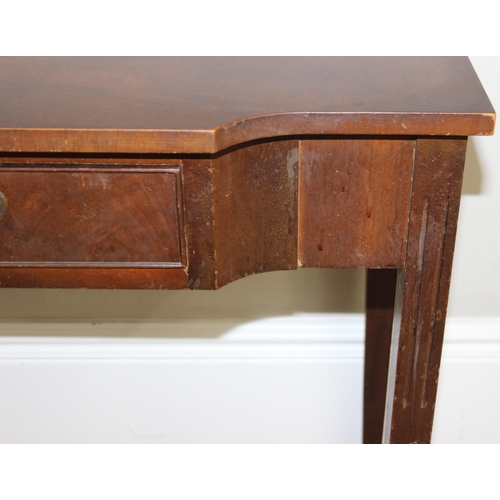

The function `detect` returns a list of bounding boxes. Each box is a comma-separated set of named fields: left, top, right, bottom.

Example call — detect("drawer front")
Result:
left=0, top=165, right=184, bottom=267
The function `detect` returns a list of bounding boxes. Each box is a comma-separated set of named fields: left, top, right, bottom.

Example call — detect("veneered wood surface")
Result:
left=298, top=139, right=414, bottom=269
left=0, top=166, right=183, bottom=265
left=0, top=57, right=494, bottom=154
left=364, top=269, right=397, bottom=444
left=384, top=138, right=468, bottom=444
left=213, top=140, right=299, bottom=287
left=0, top=57, right=495, bottom=446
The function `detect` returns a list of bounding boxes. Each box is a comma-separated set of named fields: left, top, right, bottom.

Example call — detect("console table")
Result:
left=0, top=57, right=495, bottom=443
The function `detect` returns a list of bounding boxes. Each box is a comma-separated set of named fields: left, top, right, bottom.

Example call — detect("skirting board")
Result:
left=0, top=314, right=499, bottom=443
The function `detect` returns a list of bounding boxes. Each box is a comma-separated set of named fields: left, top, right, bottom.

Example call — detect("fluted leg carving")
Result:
left=382, top=138, right=468, bottom=444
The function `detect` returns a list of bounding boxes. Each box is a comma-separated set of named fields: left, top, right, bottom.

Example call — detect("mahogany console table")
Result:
left=0, top=57, right=495, bottom=443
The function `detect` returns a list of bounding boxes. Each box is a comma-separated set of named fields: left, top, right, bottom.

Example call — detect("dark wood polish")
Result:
left=0, top=267, right=187, bottom=289
left=364, top=269, right=398, bottom=444
left=298, top=139, right=414, bottom=269
left=182, top=158, right=217, bottom=290
left=384, top=138, right=468, bottom=444
left=0, top=57, right=494, bottom=154
left=0, top=166, right=183, bottom=265
left=213, top=140, right=298, bottom=288
left=0, top=57, right=495, bottom=444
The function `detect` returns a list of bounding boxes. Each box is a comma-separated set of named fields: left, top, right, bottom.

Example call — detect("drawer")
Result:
left=0, top=164, right=185, bottom=267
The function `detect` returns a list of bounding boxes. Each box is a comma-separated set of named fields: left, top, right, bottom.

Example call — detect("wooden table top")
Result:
left=0, top=57, right=495, bottom=154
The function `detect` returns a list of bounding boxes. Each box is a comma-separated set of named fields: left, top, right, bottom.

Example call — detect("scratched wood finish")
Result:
left=364, top=269, right=398, bottom=444
left=0, top=58, right=494, bottom=154
left=0, top=58, right=495, bottom=444
left=383, top=138, right=468, bottom=444
left=212, top=140, right=299, bottom=288
left=182, top=158, right=217, bottom=290
left=0, top=167, right=183, bottom=264
left=298, top=139, right=414, bottom=269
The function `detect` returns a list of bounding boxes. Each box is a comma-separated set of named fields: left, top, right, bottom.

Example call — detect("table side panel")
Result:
left=182, top=158, right=217, bottom=290
left=213, top=140, right=299, bottom=288
left=298, top=139, right=414, bottom=268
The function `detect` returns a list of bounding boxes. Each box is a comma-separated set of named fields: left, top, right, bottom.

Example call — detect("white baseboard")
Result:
left=1, top=314, right=499, bottom=359
left=0, top=314, right=364, bottom=360
left=0, top=314, right=499, bottom=443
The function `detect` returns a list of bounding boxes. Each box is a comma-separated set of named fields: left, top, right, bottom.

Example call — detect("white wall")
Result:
left=448, top=57, right=500, bottom=316
left=1, top=316, right=499, bottom=444
left=0, top=57, right=498, bottom=443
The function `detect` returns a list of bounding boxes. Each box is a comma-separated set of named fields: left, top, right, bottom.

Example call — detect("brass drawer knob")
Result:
left=0, top=191, right=7, bottom=220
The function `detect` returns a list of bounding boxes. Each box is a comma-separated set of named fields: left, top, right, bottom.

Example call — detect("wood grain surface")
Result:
left=213, top=139, right=298, bottom=288
left=182, top=158, right=217, bottom=290
left=384, top=138, right=468, bottom=444
left=0, top=58, right=496, bottom=445
left=0, top=166, right=183, bottom=265
left=0, top=57, right=494, bottom=154
left=298, top=138, right=414, bottom=268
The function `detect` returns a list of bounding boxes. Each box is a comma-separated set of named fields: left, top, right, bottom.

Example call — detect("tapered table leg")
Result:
left=364, top=269, right=398, bottom=444
left=382, top=138, right=468, bottom=444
